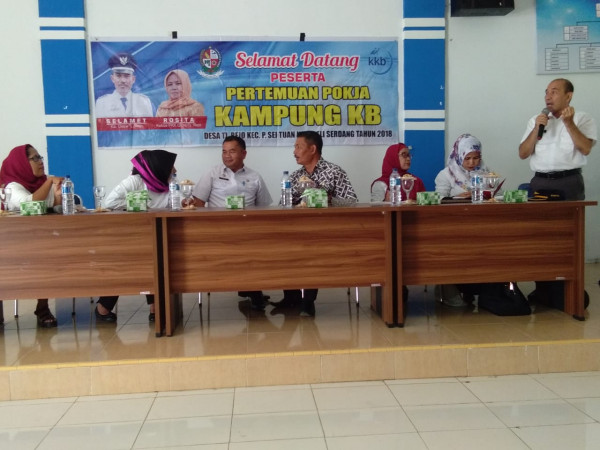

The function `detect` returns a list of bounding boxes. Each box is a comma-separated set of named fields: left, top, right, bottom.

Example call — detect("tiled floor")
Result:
left=0, top=265, right=599, bottom=448
left=2, top=372, right=600, bottom=449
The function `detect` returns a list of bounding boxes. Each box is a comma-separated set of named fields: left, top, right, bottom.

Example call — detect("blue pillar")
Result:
left=403, top=0, right=446, bottom=190
left=38, top=0, right=94, bottom=207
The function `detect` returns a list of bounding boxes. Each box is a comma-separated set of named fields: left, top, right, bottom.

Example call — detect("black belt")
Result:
left=534, top=168, right=581, bottom=179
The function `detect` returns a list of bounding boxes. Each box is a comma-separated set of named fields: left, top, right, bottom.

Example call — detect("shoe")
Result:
left=249, top=293, right=269, bottom=311
left=239, top=292, right=270, bottom=302
left=34, top=308, right=58, bottom=328
left=95, top=306, right=117, bottom=323
left=148, top=312, right=155, bottom=322
left=270, top=297, right=297, bottom=308
left=300, top=301, right=316, bottom=317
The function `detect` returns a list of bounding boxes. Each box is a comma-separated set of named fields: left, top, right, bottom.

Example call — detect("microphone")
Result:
left=537, top=108, right=550, bottom=140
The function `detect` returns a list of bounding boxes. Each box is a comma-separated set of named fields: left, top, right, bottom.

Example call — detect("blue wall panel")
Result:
left=38, top=0, right=84, bottom=18
left=404, top=0, right=445, bottom=18
left=405, top=130, right=445, bottom=191
left=404, top=40, right=445, bottom=111
left=41, top=40, right=90, bottom=115
left=47, top=136, right=93, bottom=207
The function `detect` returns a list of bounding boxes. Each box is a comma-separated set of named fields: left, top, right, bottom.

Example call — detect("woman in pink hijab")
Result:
left=156, top=69, right=205, bottom=117
left=371, top=143, right=425, bottom=202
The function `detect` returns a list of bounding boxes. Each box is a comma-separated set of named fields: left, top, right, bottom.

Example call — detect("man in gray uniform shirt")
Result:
left=192, top=135, right=273, bottom=310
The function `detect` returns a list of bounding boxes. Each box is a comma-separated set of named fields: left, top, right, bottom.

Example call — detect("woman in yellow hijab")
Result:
left=156, top=69, right=205, bottom=117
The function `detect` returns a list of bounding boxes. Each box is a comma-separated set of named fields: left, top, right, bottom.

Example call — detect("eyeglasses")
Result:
left=28, top=155, right=44, bottom=162
left=399, top=153, right=412, bottom=159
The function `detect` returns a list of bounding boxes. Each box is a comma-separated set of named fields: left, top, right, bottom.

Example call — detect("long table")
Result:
left=159, top=205, right=394, bottom=336
left=0, top=212, right=162, bottom=334
left=0, top=201, right=594, bottom=335
left=395, top=201, right=595, bottom=326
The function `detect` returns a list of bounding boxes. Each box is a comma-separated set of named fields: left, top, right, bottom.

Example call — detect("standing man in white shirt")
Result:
left=191, top=135, right=273, bottom=310
left=95, top=52, right=153, bottom=118
left=519, top=78, right=597, bottom=200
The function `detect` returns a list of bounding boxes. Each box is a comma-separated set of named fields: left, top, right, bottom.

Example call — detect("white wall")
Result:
left=1, top=0, right=598, bottom=260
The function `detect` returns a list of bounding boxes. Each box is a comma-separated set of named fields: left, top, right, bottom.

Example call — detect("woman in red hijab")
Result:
left=371, top=143, right=425, bottom=202
left=0, top=144, right=62, bottom=327
left=0, top=144, right=63, bottom=210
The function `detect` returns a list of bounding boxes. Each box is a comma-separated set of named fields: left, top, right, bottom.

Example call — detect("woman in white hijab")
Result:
left=435, top=133, right=489, bottom=198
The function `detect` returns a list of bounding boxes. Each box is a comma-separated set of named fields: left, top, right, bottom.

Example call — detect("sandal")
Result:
left=34, top=308, right=58, bottom=328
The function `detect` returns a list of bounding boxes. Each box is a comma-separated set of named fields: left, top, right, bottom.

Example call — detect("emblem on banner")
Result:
left=198, top=46, right=224, bottom=78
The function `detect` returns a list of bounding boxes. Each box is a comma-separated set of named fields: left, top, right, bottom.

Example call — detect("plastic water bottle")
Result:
left=169, top=173, right=181, bottom=210
left=470, top=171, right=483, bottom=204
left=389, top=168, right=400, bottom=205
left=61, top=175, right=75, bottom=215
left=281, top=171, right=292, bottom=208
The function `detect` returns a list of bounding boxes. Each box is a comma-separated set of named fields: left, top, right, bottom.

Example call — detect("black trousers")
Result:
left=283, top=289, right=318, bottom=304
left=530, top=173, right=584, bottom=200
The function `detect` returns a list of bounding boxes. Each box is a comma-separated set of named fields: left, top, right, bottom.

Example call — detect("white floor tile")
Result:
left=147, top=392, right=233, bottom=420
left=533, top=373, right=600, bottom=399
left=0, top=402, right=73, bottom=428
left=388, top=381, right=479, bottom=406
left=312, top=384, right=399, bottom=411
left=568, top=397, right=600, bottom=421
left=229, top=437, right=328, bottom=450
left=320, top=406, right=415, bottom=437
left=513, top=423, right=600, bottom=450
left=461, top=375, right=558, bottom=402
left=420, top=428, right=530, bottom=450
left=386, top=378, right=460, bottom=385
left=404, top=404, right=505, bottom=432
left=230, top=411, right=323, bottom=442
left=0, top=427, right=50, bottom=450
left=38, top=422, right=142, bottom=450
left=156, top=388, right=233, bottom=397
left=134, top=416, right=231, bottom=448
left=233, top=388, right=316, bottom=414
left=326, top=433, right=428, bottom=450
left=58, top=397, right=154, bottom=425
left=486, top=399, right=595, bottom=427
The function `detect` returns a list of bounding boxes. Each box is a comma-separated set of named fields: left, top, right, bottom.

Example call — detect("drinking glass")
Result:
left=1, top=187, right=12, bottom=212
left=483, top=174, right=500, bottom=200
left=93, top=185, right=105, bottom=210
left=180, top=183, right=194, bottom=208
left=400, top=177, right=414, bottom=204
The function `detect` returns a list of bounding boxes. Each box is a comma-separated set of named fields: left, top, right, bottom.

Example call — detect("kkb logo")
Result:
left=368, top=48, right=393, bottom=75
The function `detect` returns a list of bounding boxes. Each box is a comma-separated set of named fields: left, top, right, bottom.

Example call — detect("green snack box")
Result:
left=303, top=188, right=328, bottom=208
left=503, top=190, right=528, bottom=203
left=416, top=191, right=441, bottom=205
left=226, top=195, right=245, bottom=209
left=126, top=190, right=149, bottom=212
left=20, top=201, right=47, bottom=216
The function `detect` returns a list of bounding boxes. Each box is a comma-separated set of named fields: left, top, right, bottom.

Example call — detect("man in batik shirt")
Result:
left=272, top=130, right=358, bottom=317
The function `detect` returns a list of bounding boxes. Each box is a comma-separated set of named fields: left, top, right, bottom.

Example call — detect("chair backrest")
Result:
left=518, top=183, right=532, bottom=197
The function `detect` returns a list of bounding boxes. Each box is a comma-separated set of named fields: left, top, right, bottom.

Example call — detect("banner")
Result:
left=91, top=40, right=398, bottom=148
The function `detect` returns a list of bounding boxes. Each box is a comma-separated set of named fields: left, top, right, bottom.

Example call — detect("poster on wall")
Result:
left=537, top=0, right=600, bottom=74
left=90, top=40, right=398, bottom=148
